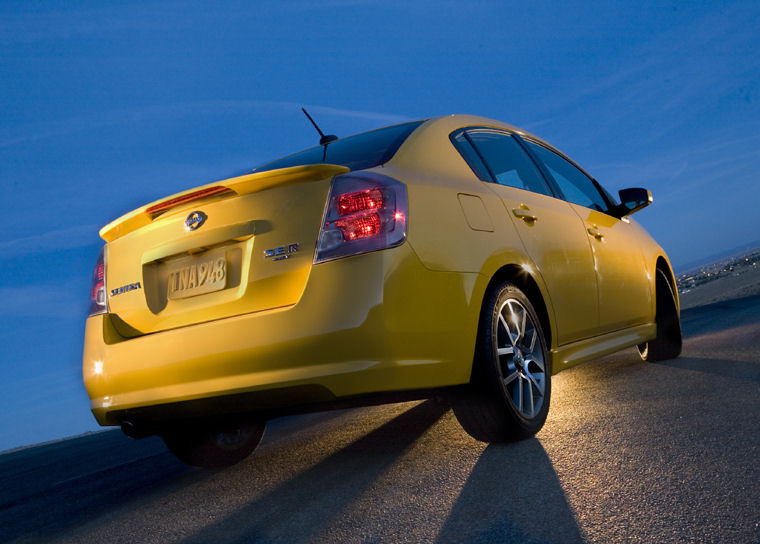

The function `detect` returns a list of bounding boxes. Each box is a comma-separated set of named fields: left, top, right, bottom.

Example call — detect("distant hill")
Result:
left=675, top=239, right=760, bottom=273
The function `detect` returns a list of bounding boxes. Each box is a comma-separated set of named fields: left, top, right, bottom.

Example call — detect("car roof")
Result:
left=420, top=114, right=547, bottom=147
left=399, top=114, right=593, bottom=182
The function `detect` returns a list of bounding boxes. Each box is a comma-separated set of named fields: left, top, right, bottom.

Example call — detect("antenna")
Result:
left=302, top=108, right=338, bottom=146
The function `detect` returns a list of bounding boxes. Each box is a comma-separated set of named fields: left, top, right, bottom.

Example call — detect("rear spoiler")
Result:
left=99, top=164, right=349, bottom=242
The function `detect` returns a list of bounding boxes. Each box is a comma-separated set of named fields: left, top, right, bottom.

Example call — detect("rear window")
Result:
left=254, top=120, right=425, bottom=173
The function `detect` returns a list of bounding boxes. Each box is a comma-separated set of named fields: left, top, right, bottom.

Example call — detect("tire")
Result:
left=453, top=282, right=551, bottom=442
left=162, top=421, right=266, bottom=468
left=637, top=269, right=682, bottom=362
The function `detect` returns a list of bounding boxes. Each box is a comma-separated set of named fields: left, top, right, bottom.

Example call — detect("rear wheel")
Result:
left=638, top=269, right=682, bottom=362
left=162, top=421, right=266, bottom=468
left=453, top=282, right=550, bottom=442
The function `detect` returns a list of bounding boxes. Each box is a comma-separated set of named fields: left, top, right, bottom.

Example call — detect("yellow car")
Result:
left=83, top=114, right=682, bottom=467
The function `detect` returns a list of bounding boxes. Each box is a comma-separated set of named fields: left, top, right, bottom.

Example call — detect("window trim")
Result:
left=516, top=136, right=618, bottom=215
left=450, top=126, right=619, bottom=215
left=449, top=129, right=494, bottom=183
left=449, top=127, right=562, bottom=199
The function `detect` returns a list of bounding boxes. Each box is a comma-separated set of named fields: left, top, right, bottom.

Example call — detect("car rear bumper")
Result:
left=83, top=243, right=482, bottom=426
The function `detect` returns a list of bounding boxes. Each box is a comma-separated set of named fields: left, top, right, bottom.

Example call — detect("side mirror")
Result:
left=616, top=187, right=652, bottom=217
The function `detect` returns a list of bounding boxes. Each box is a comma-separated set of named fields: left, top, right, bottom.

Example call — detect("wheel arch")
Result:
left=480, top=264, right=554, bottom=351
left=655, top=255, right=680, bottom=312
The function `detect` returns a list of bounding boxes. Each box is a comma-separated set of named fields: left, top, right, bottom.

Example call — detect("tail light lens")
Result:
left=315, top=172, right=408, bottom=263
left=88, top=248, right=108, bottom=317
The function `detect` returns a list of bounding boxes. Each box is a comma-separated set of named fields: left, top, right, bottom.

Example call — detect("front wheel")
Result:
left=162, top=421, right=266, bottom=468
left=638, top=269, right=682, bottom=362
left=453, top=282, right=551, bottom=442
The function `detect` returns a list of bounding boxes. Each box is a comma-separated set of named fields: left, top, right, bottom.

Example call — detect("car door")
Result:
left=522, top=139, right=652, bottom=333
left=453, top=129, right=599, bottom=345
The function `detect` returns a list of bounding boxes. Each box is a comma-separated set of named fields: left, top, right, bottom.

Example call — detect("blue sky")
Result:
left=1, top=0, right=758, bottom=451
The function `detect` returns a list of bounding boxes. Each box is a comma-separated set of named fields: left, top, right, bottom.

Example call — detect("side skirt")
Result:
left=550, top=323, right=656, bottom=374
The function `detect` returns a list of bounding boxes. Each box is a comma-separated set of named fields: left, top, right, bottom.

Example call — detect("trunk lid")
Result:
left=102, top=164, right=348, bottom=336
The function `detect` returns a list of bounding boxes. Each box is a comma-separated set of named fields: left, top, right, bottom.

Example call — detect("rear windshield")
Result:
left=254, top=120, right=425, bottom=173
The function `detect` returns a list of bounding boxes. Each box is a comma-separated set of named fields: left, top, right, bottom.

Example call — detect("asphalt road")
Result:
left=2, top=295, right=759, bottom=543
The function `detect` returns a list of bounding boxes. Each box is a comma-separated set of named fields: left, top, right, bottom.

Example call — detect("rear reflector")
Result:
left=315, top=172, right=407, bottom=263
left=146, top=186, right=233, bottom=216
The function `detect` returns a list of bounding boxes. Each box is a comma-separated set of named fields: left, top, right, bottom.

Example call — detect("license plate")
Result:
left=167, top=250, right=227, bottom=300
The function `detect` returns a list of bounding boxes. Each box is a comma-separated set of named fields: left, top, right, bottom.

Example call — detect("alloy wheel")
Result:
left=495, top=298, right=547, bottom=419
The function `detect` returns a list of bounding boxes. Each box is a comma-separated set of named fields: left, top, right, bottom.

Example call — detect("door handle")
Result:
left=512, top=208, right=538, bottom=223
left=587, top=226, right=604, bottom=241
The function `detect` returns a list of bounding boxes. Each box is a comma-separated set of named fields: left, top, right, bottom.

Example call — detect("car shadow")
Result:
left=0, top=430, right=194, bottom=542
left=667, top=293, right=760, bottom=384
left=680, top=293, right=760, bottom=338
left=435, top=439, right=586, bottom=544
left=178, top=399, right=450, bottom=543
left=0, top=405, right=390, bottom=542
left=653, top=356, right=760, bottom=384
left=1, top=402, right=449, bottom=542
left=0, top=401, right=592, bottom=543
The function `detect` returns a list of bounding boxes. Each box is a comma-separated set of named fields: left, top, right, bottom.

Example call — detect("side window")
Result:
left=465, top=131, right=554, bottom=197
left=451, top=132, right=491, bottom=182
left=525, top=141, right=609, bottom=212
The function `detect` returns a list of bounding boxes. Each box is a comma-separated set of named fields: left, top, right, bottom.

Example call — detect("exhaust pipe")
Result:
left=120, top=420, right=151, bottom=439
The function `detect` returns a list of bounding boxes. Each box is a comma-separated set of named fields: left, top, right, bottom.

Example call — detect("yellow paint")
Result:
left=83, top=115, right=675, bottom=427
left=85, top=244, right=481, bottom=424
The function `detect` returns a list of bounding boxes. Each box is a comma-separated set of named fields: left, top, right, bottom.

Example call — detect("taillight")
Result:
left=338, top=189, right=384, bottom=216
left=314, top=172, right=407, bottom=263
left=335, top=213, right=382, bottom=240
left=88, top=248, right=108, bottom=317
